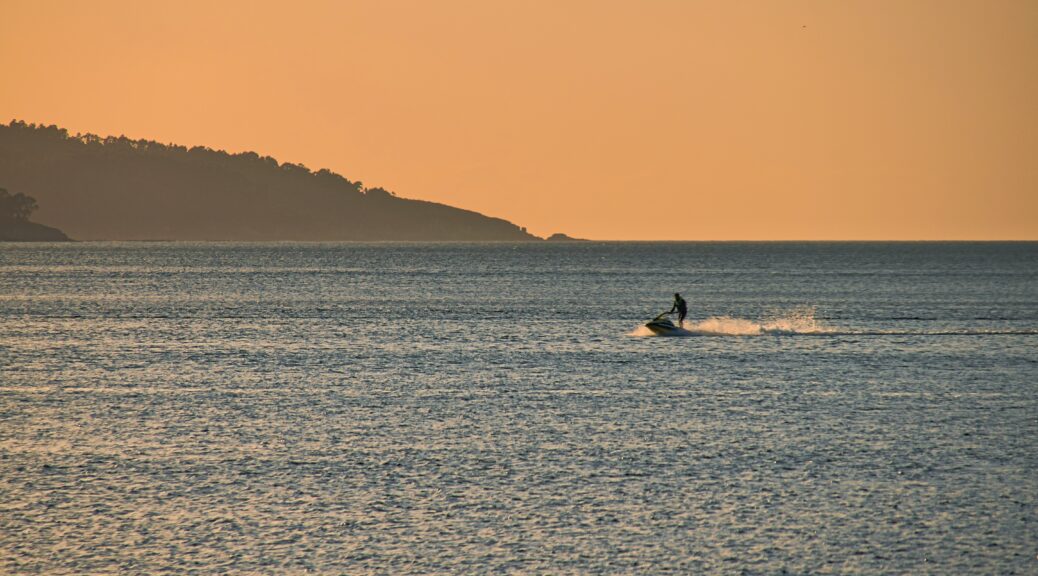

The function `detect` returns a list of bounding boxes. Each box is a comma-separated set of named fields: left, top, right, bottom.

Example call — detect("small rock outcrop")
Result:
left=0, top=218, right=70, bottom=241
left=545, top=233, right=587, bottom=241
left=0, top=187, right=70, bottom=241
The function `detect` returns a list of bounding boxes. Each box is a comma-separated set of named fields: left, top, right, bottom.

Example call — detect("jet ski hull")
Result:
left=645, top=318, right=682, bottom=336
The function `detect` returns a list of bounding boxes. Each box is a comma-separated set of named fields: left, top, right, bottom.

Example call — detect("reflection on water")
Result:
left=1, top=242, right=1036, bottom=573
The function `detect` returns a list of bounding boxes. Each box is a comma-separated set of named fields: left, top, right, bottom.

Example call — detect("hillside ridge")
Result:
left=0, top=121, right=541, bottom=241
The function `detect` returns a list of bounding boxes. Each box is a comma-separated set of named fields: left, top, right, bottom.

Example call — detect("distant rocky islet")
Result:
left=0, top=186, right=70, bottom=241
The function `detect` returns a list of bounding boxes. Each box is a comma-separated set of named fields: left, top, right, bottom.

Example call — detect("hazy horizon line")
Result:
left=10, top=239, right=1036, bottom=244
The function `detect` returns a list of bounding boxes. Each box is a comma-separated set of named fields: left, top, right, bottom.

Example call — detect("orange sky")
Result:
left=2, top=0, right=1036, bottom=239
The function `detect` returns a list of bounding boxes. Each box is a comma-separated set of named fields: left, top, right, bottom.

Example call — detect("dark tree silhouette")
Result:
left=0, top=188, right=38, bottom=220
left=0, top=186, right=69, bottom=240
left=365, top=187, right=395, bottom=199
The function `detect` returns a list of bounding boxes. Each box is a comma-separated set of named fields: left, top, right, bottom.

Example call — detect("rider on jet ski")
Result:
left=669, top=293, right=687, bottom=326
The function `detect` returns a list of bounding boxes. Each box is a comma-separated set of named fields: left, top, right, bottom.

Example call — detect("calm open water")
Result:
left=1, top=242, right=1036, bottom=574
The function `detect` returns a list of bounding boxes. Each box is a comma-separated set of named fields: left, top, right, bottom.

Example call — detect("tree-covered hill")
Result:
left=0, top=121, right=539, bottom=241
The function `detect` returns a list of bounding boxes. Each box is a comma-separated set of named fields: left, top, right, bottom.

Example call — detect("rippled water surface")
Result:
left=1, top=242, right=1036, bottom=574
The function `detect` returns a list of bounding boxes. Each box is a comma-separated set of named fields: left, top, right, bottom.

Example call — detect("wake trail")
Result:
left=628, top=307, right=1038, bottom=337
left=630, top=307, right=831, bottom=337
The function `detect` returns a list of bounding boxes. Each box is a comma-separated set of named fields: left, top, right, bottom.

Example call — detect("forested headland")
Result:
left=0, top=121, right=541, bottom=241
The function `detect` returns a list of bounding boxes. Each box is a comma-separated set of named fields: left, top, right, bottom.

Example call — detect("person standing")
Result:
left=670, top=293, right=688, bottom=326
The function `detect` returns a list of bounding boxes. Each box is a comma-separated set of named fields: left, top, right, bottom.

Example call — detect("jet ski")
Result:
left=645, top=312, right=684, bottom=336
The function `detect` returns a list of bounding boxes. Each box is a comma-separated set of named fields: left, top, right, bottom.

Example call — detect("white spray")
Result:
left=631, top=306, right=834, bottom=336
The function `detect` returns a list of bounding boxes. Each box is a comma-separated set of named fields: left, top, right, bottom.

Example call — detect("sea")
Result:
left=1, top=242, right=1035, bottom=574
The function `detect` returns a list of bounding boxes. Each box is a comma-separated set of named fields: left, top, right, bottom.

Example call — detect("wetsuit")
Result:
left=671, top=295, right=688, bottom=325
